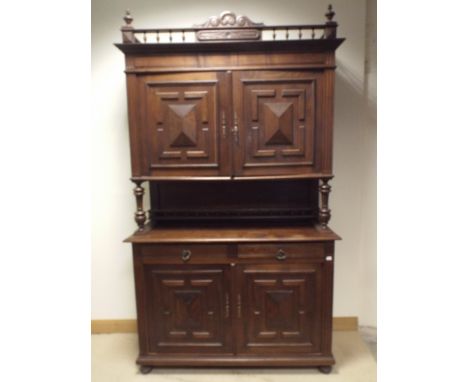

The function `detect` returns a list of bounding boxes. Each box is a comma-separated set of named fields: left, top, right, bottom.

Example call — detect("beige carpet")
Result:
left=92, top=332, right=376, bottom=381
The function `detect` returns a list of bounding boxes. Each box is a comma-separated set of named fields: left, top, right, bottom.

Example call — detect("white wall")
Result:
left=91, top=0, right=377, bottom=327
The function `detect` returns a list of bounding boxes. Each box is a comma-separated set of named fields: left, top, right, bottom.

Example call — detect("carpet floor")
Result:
left=92, top=331, right=376, bottom=381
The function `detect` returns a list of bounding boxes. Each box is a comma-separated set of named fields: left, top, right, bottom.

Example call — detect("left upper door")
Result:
left=131, top=72, right=230, bottom=177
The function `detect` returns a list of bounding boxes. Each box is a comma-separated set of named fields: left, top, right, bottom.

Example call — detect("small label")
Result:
left=325, top=256, right=333, bottom=261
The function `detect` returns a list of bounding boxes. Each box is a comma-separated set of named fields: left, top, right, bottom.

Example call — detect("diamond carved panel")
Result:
left=144, top=78, right=220, bottom=172
left=167, top=104, right=197, bottom=147
left=263, top=102, right=294, bottom=145
left=265, top=290, right=295, bottom=331
left=173, top=290, right=203, bottom=331
left=239, top=266, right=321, bottom=354
left=252, top=279, right=302, bottom=340
left=237, top=74, right=317, bottom=173
left=146, top=267, right=228, bottom=353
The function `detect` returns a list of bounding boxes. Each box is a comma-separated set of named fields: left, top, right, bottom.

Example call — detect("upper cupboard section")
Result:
left=127, top=68, right=335, bottom=179
left=117, top=10, right=343, bottom=179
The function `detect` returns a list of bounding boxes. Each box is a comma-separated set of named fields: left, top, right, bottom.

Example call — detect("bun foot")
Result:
left=318, top=365, right=332, bottom=374
left=139, top=365, right=153, bottom=374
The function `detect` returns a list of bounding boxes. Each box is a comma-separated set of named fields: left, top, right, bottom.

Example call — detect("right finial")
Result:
left=325, top=4, right=335, bottom=22
left=123, top=9, right=133, bottom=26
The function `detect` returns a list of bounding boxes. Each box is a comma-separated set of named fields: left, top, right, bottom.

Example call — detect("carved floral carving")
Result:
left=195, top=11, right=264, bottom=28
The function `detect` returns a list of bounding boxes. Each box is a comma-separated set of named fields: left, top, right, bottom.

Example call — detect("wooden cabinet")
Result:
left=117, top=7, right=344, bottom=375
left=133, top=240, right=336, bottom=366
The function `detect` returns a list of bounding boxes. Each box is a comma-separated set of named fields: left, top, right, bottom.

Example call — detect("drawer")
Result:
left=237, top=243, right=325, bottom=260
left=136, top=244, right=230, bottom=264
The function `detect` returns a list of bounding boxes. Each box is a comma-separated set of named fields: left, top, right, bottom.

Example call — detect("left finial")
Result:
left=123, top=9, right=133, bottom=26
left=325, top=4, right=335, bottom=22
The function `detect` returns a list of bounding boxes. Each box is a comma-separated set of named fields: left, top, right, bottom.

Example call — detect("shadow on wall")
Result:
left=333, top=60, right=366, bottom=183
left=333, top=56, right=377, bottom=329
left=336, top=57, right=376, bottom=114
left=333, top=57, right=376, bottom=187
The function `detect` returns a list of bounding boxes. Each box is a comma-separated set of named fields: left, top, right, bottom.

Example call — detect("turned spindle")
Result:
left=318, top=178, right=332, bottom=229
left=132, top=181, right=146, bottom=231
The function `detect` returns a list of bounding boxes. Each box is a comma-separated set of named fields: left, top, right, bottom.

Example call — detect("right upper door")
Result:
left=232, top=70, right=325, bottom=177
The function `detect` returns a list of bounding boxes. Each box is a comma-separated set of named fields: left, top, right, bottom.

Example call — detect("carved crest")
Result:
left=195, top=11, right=264, bottom=28
left=194, top=11, right=263, bottom=41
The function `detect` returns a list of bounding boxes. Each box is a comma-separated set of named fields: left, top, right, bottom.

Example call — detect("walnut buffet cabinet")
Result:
left=116, top=6, right=344, bottom=375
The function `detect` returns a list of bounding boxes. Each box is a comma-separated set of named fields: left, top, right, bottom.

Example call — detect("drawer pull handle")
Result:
left=181, top=249, right=191, bottom=262
left=225, top=293, right=230, bottom=318
left=221, top=110, right=227, bottom=137
left=232, top=112, right=239, bottom=144
left=237, top=294, right=242, bottom=318
left=276, top=249, right=287, bottom=261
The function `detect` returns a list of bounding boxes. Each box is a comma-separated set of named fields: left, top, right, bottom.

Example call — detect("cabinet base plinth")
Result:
left=137, top=354, right=335, bottom=368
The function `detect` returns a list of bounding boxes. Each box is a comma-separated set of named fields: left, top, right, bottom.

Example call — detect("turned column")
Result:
left=318, top=178, right=332, bottom=229
left=132, top=180, right=146, bottom=231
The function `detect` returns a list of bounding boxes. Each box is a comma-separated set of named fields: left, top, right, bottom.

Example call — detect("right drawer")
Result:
left=237, top=242, right=325, bottom=260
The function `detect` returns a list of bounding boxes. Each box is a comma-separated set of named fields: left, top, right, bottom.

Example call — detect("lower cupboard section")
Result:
left=132, top=241, right=335, bottom=366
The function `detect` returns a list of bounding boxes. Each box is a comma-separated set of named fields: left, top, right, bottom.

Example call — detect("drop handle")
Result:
left=232, top=112, right=239, bottom=144
left=181, top=249, right=191, bottom=262
left=225, top=293, right=230, bottom=318
left=221, top=111, right=227, bottom=137
left=236, top=294, right=242, bottom=318
left=276, top=249, right=287, bottom=261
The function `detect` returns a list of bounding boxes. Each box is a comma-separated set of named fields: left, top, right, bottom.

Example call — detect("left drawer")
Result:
left=134, top=244, right=230, bottom=264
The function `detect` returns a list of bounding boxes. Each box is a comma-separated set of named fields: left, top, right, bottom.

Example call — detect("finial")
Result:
left=325, top=4, right=335, bottom=22
left=123, top=10, right=133, bottom=26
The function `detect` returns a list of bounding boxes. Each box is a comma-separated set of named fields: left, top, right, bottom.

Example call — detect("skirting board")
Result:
left=91, top=316, right=358, bottom=334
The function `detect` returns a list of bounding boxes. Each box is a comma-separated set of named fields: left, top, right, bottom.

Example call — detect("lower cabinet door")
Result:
left=142, top=264, right=232, bottom=354
left=237, top=263, right=325, bottom=354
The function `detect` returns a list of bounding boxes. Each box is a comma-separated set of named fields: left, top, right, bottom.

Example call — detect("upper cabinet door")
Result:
left=136, top=72, right=230, bottom=177
left=232, top=71, right=325, bottom=177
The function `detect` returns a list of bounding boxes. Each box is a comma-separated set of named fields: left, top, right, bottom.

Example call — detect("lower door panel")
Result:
left=237, top=263, right=324, bottom=354
left=143, top=264, right=232, bottom=354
